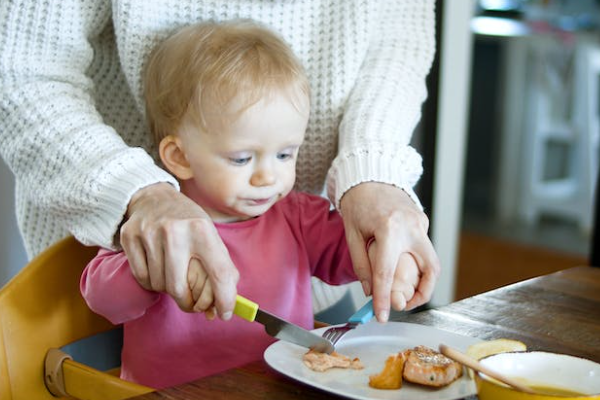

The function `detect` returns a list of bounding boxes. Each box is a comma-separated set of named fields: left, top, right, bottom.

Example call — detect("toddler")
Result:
left=81, top=20, right=419, bottom=388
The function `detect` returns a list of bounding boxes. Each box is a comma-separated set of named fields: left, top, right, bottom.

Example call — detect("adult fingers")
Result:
left=190, top=219, right=239, bottom=321
left=369, top=233, right=402, bottom=323
left=345, top=228, right=372, bottom=296
left=121, top=231, right=151, bottom=291
left=163, top=229, right=195, bottom=312
left=142, top=231, right=166, bottom=292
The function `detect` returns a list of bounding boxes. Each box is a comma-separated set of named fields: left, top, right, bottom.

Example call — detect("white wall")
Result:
left=430, top=0, right=475, bottom=306
left=0, top=158, right=28, bottom=287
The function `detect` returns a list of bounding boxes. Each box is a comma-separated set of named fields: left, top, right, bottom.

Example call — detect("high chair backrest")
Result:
left=0, top=236, right=152, bottom=400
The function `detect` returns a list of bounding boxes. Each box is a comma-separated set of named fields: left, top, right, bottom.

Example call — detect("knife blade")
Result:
left=234, top=295, right=334, bottom=354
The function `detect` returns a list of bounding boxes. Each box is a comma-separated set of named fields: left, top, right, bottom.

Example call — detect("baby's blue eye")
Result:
left=229, top=156, right=251, bottom=165
left=277, top=152, right=293, bottom=161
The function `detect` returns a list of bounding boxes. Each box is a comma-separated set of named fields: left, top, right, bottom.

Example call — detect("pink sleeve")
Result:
left=294, top=193, right=357, bottom=285
left=80, top=249, right=160, bottom=324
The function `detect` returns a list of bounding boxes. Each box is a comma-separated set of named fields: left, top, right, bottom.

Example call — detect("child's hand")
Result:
left=367, top=242, right=420, bottom=312
left=187, top=258, right=217, bottom=320
left=390, top=252, right=420, bottom=311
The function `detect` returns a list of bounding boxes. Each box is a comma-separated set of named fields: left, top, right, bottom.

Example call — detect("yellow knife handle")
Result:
left=234, top=295, right=258, bottom=322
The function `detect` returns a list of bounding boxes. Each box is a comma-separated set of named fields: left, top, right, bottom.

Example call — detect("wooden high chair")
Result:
left=0, top=236, right=153, bottom=400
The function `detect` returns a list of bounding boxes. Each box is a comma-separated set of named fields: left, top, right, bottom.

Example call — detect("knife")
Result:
left=234, top=295, right=334, bottom=354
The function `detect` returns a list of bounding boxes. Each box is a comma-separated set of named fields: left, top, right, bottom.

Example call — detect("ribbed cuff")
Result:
left=326, top=144, right=423, bottom=211
left=72, top=148, right=179, bottom=250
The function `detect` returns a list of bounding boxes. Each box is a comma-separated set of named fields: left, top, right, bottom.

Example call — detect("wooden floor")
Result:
left=454, top=231, right=589, bottom=300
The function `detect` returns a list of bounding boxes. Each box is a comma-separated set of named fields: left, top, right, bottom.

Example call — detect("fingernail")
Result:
left=361, top=280, right=371, bottom=296
left=377, top=310, right=389, bottom=323
left=221, top=311, right=232, bottom=321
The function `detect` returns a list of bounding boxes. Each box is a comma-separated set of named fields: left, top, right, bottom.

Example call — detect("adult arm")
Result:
left=327, top=1, right=440, bottom=321
left=0, top=1, right=238, bottom=317
left=0, top=1, right=176, bottom=254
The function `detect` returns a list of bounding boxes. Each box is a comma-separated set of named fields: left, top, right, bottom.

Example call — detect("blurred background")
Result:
left=454, top=0, right=598, bottom=300
left=1, top=0, right=598, bottom=309
left=394, top=0, right=598, bottom=306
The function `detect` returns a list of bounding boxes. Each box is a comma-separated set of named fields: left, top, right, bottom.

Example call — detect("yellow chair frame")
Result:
left=0, top=236, right=153, bottom=400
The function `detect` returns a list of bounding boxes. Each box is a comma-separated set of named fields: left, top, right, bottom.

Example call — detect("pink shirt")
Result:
left=80, top=191, right=357, bottom=388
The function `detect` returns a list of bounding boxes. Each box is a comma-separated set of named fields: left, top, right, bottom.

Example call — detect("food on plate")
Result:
left=402, top=345, right=463, bottom=387
left=369, top=345, right=463, bottom=390
left=368, top=352, right=406, bottom=389
left=466, top=338, right=527, bottom=378
left=302, top=349, right=364, bottom=372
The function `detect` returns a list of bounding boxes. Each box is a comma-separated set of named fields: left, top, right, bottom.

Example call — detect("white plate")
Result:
left=264, top=321, right=482, bottom=400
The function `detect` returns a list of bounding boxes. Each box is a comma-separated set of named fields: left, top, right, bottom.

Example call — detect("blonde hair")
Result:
left=144, top=20, right=310, bottom=145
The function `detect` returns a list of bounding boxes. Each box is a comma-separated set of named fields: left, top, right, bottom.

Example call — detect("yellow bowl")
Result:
left=475, top=351, right=600, bottom=400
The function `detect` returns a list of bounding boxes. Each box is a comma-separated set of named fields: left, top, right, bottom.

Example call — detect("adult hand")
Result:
left=120, top=183, right=239, bottom=320
left=340, top=182, right=440, bottom=322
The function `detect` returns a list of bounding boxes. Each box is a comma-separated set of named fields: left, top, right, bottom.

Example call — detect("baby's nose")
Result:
left=250, top=167, right=276, bottom=187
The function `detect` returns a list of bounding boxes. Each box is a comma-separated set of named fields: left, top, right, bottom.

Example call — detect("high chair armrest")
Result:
left=45, top=348, right=72, bottom=397
left=44, top=348, right=154, bottom=400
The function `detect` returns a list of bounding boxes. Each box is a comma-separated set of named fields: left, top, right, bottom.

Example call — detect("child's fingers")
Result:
left=193, top=279, right=214, bottom=312
left=188, top=259, right=209, bottom=302
left=187, top=259, right=199, bottom=290
left=396, top=253, right=420, bottom=285
left=390, top=253, right=419, bottom=311
left=184, top=253, right=219, bottom=320
left=391, top=289, right=407, bottom=311
left=191, top=278, right=208, bottom=303
left=390, top=280, right=415, bottom=310
left=205, top=306, right=217, bottom=321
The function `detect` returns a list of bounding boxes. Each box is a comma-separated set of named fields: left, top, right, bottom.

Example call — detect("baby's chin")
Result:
left=211, top=206, right=272, bottom=223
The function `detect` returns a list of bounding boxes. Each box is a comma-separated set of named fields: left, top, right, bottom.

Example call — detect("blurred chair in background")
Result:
left=519, top=38, right=599, bottom=235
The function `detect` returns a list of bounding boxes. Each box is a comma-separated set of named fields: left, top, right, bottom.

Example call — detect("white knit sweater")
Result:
left=0, top=1, right=435, bottom=259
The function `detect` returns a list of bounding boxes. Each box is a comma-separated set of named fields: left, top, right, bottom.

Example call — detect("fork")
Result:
left=322, top=299, right=374, bottom=346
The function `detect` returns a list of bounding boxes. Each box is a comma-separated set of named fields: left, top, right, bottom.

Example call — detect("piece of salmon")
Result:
left=303, top=350, right=364, bottom=372
left=402, top=345, right=463, bottom=387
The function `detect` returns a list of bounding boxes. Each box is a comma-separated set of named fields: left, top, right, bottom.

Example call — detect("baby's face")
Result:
left=178, top=89, right=309, bottom=222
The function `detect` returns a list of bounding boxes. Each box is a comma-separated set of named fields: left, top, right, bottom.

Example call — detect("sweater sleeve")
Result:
left=326, top=1, right=436, bottom=210
left=80, top=249, right=160, bottom=324
left=294, top=193, right=357, bottom=285
left=0, top=1, right=179, bottom=253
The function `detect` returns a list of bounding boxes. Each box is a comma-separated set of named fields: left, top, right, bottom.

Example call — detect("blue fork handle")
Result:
left=347, top=298, right=374, bottom=324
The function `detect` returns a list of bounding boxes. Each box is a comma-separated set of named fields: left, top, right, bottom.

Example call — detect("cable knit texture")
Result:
left=0, top=1, right=435, bottom=258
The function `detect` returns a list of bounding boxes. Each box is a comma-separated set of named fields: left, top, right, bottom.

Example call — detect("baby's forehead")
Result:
left=194, top=83, right=309, bottom=129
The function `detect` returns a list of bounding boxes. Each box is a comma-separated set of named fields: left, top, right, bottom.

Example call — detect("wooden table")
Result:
left=129, top=266, right=600, bottom=400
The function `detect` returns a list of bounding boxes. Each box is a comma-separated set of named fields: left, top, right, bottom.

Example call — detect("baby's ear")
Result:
left=159, top=135, right=194, bottom=180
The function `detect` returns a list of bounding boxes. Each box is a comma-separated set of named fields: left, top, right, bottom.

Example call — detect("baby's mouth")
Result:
left=247, top=196, right=274, bottom=206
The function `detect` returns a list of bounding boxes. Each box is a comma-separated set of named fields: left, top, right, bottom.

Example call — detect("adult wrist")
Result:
left=126, top=182, right=177, bottom=219
left=113, top=182, right=177, bottom=247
